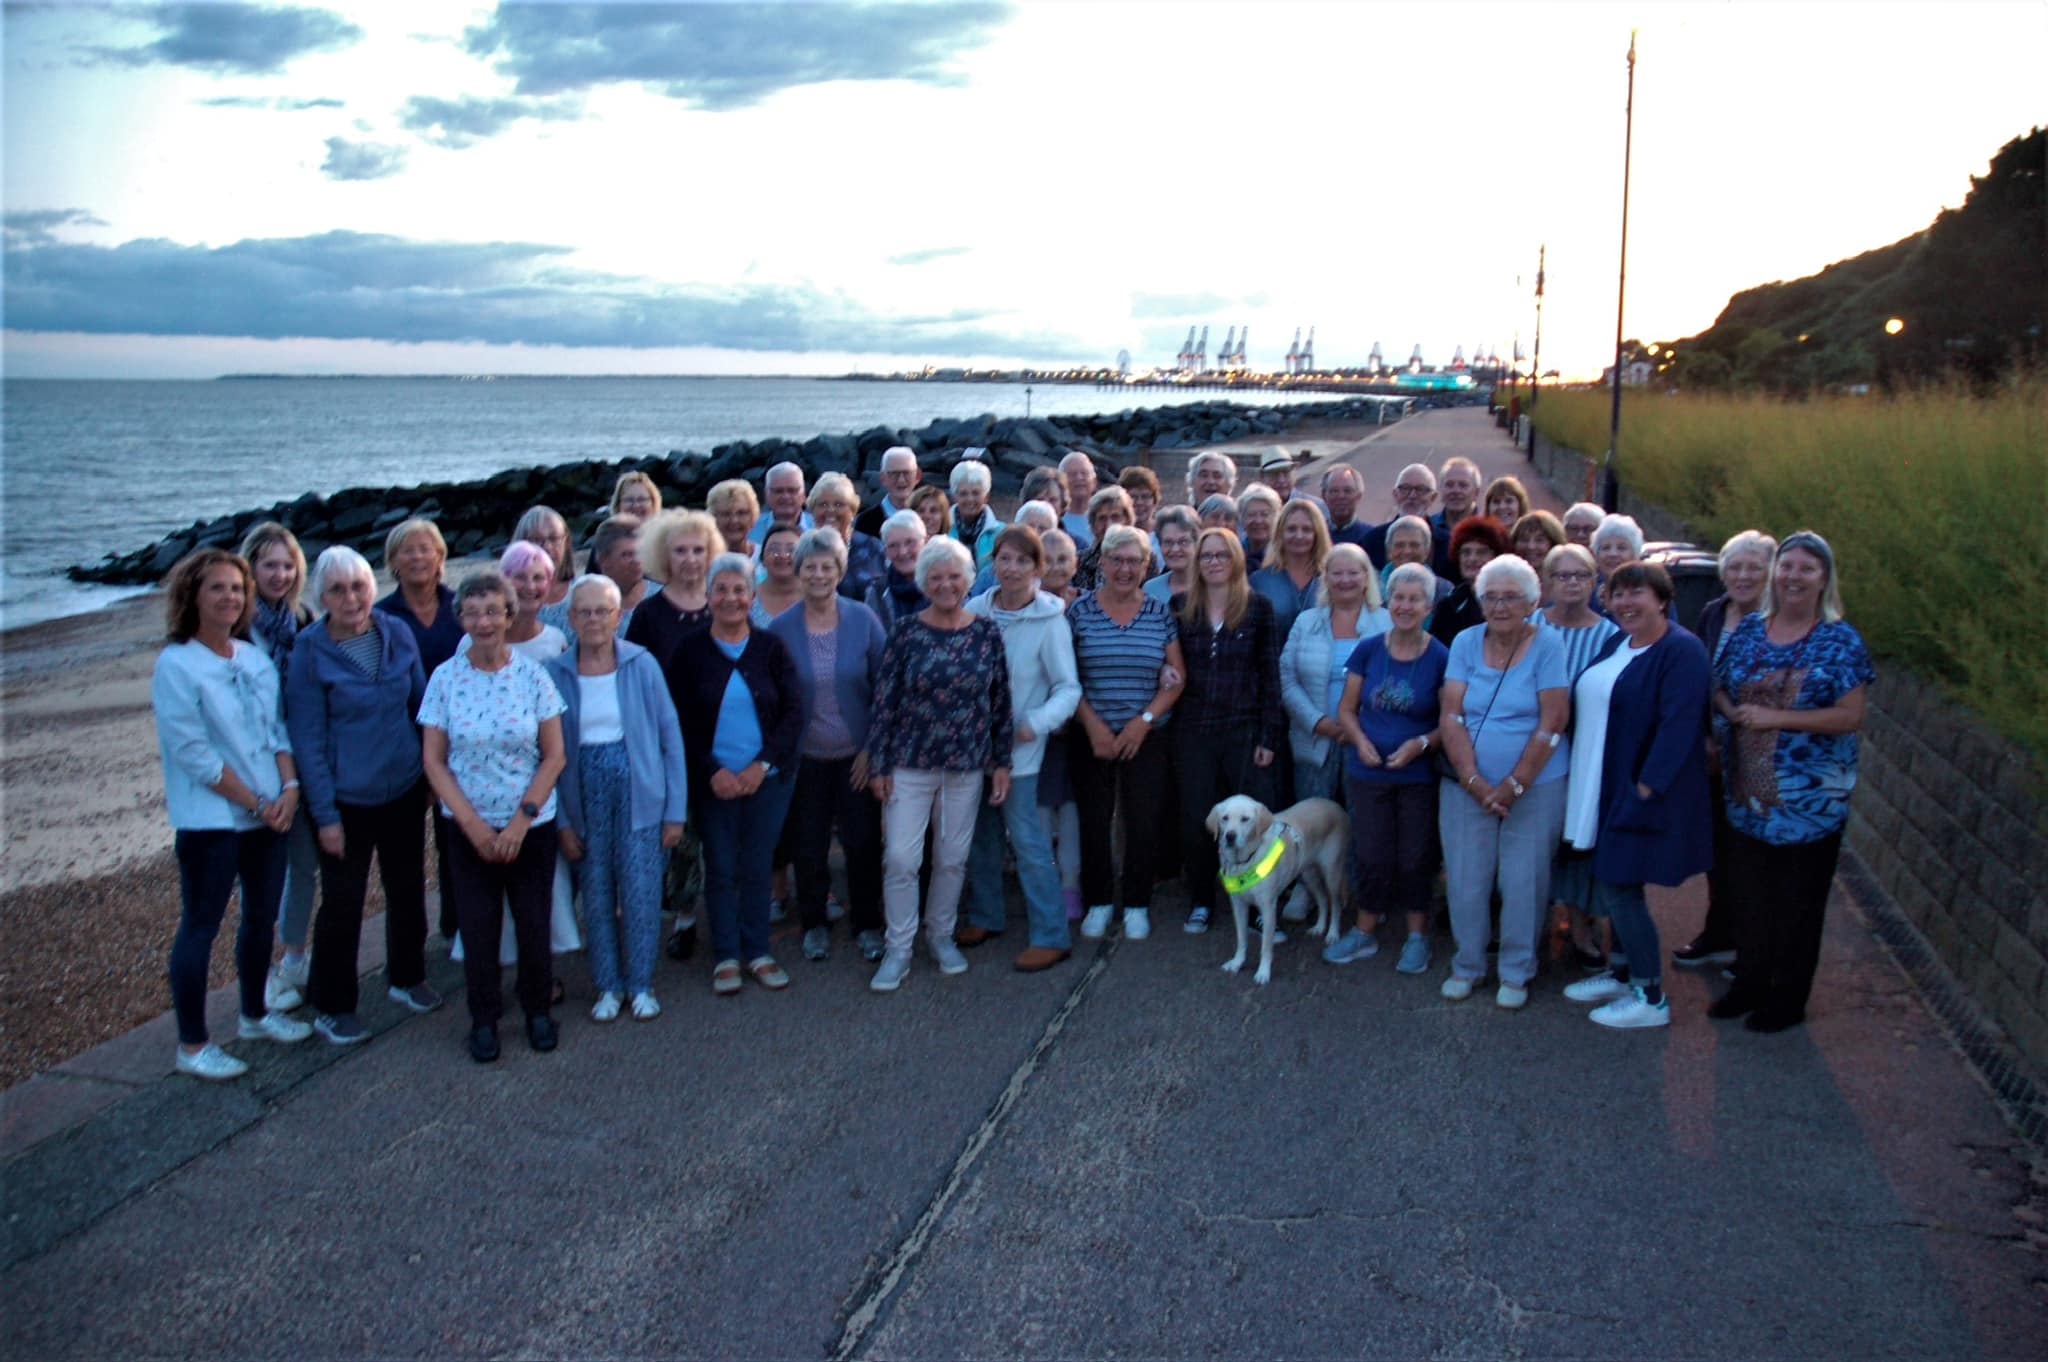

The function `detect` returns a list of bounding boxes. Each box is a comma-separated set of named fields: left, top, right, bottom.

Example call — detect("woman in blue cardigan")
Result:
left=546, top=576, right=690, bottom=1022
left=768, top=528, right=890, bottom=964
left=285, top=547, right=431, bottom=1046
left=1558, top=560, right=1714, bottom=1029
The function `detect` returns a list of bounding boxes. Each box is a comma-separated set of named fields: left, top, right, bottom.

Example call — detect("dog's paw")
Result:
left=1220, top=956, right=1244, bottom=974
left=1253, top=964, right=1273, bottom=985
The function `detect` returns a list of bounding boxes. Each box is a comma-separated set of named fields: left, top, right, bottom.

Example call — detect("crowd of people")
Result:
left=152, top=440, right=1871, bottom=1075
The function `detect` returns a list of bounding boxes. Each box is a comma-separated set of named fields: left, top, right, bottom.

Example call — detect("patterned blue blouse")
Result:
left=1715, top=614, right=1875, bottom=845
left=868, top=616, right=1013, bottom=775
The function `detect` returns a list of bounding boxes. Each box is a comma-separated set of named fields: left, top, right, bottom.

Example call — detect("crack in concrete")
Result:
left=829, top=940, right=1118, bottom=1359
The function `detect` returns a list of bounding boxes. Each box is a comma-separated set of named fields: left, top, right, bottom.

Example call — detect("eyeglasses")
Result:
left=1549, top=570, right=1593, bottom=583
left=1197, top=551, right=1234, bottom=564
left=1395, top=484, right=1434, bottom=497
left=1103, top=554, right=1147, bottom=569
left=764, top=546, right=796, bottom=558
left=569, top=605, right=616, bottom=619
left=460, top=606, right=508, bottom=621
left=1480, top=595, right=1530, bottom=609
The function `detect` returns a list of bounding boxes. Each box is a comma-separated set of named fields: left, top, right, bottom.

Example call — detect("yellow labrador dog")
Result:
left=1206, top=795, right=1350, bottom=984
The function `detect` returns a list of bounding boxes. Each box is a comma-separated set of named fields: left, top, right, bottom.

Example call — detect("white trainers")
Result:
left=629, top=991, right=661, bottom=1021
left=870, top=950, right=912, bottom=992
left=237, top=1011, right=312, bottom=1044
left=1122, top=908, right=1151, bottom=940
left=1590, top=988, right=1671, bottom=1029
left=175, top=1044, right=248, bottom=1081
left=931, top=938, right=970, bottom=975
left=1080, top=906, right=1114, bottom=939
left=1495, top=982, right=1529, bottom=1010
left=1564, top=973, right=1632, bottom=1004
left=590, top=992, right=622, bottom=1023
left=1440, top=976, right=1475, bottom=1001
left=263, top=966, right=304, bottom=1013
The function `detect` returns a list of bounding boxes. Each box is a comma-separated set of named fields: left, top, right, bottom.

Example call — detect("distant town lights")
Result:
left=1885, top=318, right=1906, bottom=335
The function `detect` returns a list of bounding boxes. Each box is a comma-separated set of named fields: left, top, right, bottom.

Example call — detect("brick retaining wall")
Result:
left=1525, top=428, right=2048, bottom=1074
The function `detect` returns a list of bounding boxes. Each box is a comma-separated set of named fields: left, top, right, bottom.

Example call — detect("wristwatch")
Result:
left=1140, top=710, right=1157, bottom=725
left=519, top=801, right=541, bottom=818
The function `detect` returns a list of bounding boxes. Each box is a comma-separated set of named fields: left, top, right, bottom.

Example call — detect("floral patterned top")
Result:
left=1716, top=614, right=1875, bottom=845
left=417, top=651, right=566, bottom=826
left=868, top=615, right=1012, bottom=775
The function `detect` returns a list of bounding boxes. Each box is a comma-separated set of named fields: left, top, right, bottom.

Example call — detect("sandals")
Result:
left=711, top=960, right=743, bottom=997
left=747, top=956, right=790, bottom=991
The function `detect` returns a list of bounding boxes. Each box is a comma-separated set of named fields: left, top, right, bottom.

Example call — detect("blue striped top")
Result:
left=1068, top=591, right=1175, bottom=729
left=1542, top=613, right=1622, bottom=683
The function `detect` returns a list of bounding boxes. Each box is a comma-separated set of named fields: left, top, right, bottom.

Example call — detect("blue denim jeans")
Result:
left=963, top=772, right=1070, bottom=950
left=577, top=742, right=668, bottom=996
left=1590, top=879, right=1663, bottom=986
left=698, top=774, right=797, bottom=964
left=172, top=827, right=285, bottom=1044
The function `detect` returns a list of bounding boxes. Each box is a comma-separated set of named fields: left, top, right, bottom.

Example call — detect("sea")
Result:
left=0, top=376, right=1340, bottom=630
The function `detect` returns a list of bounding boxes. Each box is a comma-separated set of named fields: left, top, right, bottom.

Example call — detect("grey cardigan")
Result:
left=1280, top=604, right=1392, bottom=769
left=544, top=637, right=690, bottom=836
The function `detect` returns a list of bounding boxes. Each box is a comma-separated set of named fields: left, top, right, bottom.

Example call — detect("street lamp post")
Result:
left=1604, top=30, right=1638, bottom=513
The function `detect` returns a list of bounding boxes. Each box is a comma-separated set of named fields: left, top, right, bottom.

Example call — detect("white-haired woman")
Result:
left=948, top=459, right=1004, bottom=568
left=808, top=471, right=886, bottom=603
left=707, top=479, right=762, bottom=561
left=1591, top=512, right=1645, bottom=598
left=1562, top=502, right=1605, bottom=549
left=153, top=550, right=312, bottom=1080
left=1199, top=494, right=1239, bottom=532
left=1237, top=483, right=1282, bottom=568
left=1672, top=529, right=1776, bottom=970
left=589, top=514, right=650, bottom=621
left=1329, top=562, right=1450, bottom=971
left=513, top=504, right=576, bottom=632
left=1281, top=543, right=1391, bottom=804
left=285, top=546, right=434, bottom=1047
left=237, top=522, right=320, bottom=1014
left=1146, top=504, right=1201, bottom=604
left=420, top=571, right=567, bottom=1064
left=865, top=537, right=1014, bottom=991
left=545, top=575, right=689, bottom=1022
left=865, top=508, right=930, bottom=628
left=961, top=525, right=1082, bottom=972
left=1540, top=541, right=1623, bottom=970
left=665, top=554, right=805, bottom=996
left=767, top=527, right=889, bottom=964
left=1435, top=555, right=1570, bottom=1008
left=1711, top=531, right=1872, bottom=1033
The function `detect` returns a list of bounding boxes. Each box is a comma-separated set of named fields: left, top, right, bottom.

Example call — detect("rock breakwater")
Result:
left=71, top=396, right=1412, bottom=585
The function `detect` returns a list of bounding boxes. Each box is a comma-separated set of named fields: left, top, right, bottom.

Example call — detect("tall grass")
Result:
left=1526, top=382, right=2048, bottom=755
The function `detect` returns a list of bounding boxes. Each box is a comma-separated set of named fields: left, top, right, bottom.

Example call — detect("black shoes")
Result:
left=469, top=1025, right=499, bottom=1064
left=526, top=1015, right=559, bottom=1052
left=1744, top=1006, right=1805, bottom=1034
left=1707, top=989, right=1760, bottom=1020
left=1673, top=936, right=1737, bottom=968
left=666, top=922, right=698, bottom=961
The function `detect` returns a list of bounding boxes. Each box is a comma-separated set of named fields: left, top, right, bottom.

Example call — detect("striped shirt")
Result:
left=1542, top=613, right=1622, bottom=683
left=336, top=625, right=382, bottom=679
left=1068, top=591, right=1175, bottom=730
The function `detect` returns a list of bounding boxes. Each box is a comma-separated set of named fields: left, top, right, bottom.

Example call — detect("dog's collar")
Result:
left=1220, top=828, right=1289, bottom=895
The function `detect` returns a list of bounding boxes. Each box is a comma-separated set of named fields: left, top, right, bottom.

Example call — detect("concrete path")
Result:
left=3, top=409, right=2043, bottom=1357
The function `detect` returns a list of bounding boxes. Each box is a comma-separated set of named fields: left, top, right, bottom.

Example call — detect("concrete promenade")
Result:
left=3, top=408, right=2043, bottom=1358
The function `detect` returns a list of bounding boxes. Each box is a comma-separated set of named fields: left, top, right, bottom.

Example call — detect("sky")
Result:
left=3, top=1, right=2042, bottom=380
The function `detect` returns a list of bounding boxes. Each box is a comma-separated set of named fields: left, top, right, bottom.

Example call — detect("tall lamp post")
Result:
left=1528, top=244, right=1546, bottom=455
left=1603, top=30, right=1638, bottom=512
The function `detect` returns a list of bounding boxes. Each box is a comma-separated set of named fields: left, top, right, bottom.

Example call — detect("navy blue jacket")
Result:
left=1587, top=625, right=1714, bottom=887
left=285, top=612, right=427, bottom=827
left=664, top=625, right=805, bottom=807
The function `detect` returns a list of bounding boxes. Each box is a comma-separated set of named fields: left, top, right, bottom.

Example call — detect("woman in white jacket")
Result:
left=1281, top=544, right=1391, bottom=802
left=960, top=526, right=1083, bottom=972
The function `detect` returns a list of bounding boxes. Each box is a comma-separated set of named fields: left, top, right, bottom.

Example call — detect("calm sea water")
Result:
left=0, top=376, right=1335, bottom=628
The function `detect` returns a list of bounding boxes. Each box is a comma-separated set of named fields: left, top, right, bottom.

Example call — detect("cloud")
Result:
left=887, top=245, right=972, bottom=266
left=89, top=4, right=362, bottom=74
left=463, top=1, right=1013, bottom=109
left=398, top=94, right=582, bottom=149
left=1130, top=291, right=1249, bottom=320
left=3, top=208, right=108, bottom=245
left=2, top=228, right=1082, bottom=360
left=320, top=137, right=407, bottom=181
left=201, top=94, right=345, bottom=110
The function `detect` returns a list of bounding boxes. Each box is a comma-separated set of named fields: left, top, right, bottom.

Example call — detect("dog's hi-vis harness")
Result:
left=1220, top=827, right=1290, bottom=895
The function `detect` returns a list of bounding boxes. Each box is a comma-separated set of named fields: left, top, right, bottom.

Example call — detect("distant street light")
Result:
left=1885, top=317, right=1906, bottom=336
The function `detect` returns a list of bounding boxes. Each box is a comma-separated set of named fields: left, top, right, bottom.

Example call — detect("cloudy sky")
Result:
left=4, top=1, right=2040, bottom=379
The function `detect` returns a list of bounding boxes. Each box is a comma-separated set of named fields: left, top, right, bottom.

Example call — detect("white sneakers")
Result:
left=1565, top=974, right=1633, bottom=1004
left=930, top=938, right=971, bottom=975
left=1123, top=909, right=1151, bottom=940
left=870, top=950, right=912, bottom=992
left=1080, top=906, right=1114, bottom=939
left=264, top=955, right=308, bottom=1012
left=1440, top=976, right=1475, bottom=1001
left=629, top=991, right=661, bottom=1021
left=1080, top=906, right=1151, bottom=940
left=175, top=1045, right=247, bottom=1081
left=591, top=992, right=623, bottom=1023
left=236, top=1012, right=312, bottom=1044
left=1495, top=983, right=1529, bottom=1010
left=1591, top=988, right=1671, bottom=1029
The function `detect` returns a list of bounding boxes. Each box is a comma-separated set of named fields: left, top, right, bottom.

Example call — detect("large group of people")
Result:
left=152, top=439, right=1871, bottom=1077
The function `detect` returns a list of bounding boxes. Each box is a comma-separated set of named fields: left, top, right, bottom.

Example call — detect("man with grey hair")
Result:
left=750, top=460, right=815, bottom=545
left=1435, top=457, right=1482, bottom=535
left=1362, top=462, right=1439, bottom=568
left=1057, top=450, right=1099, bottom=549
left=856, top=446, right=921, bottom=538
left=1186, top=450, right=1237, bottom=506
left=1322, top=465, right=1369, bottom=549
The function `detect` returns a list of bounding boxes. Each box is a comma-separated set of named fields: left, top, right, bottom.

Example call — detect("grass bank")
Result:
left=1524, top=383, right=2048, bottom=756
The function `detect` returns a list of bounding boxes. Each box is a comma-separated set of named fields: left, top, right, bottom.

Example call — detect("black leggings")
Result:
left=1176, top=723, right=1283, bottom=913
left=1728, top=827, right=1843, bottom=1017
left=1069, top=731, right=1171, bottom=910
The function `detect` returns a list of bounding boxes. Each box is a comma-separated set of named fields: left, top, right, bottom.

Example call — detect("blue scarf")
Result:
left=253, top=596, right=301, bottom=674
